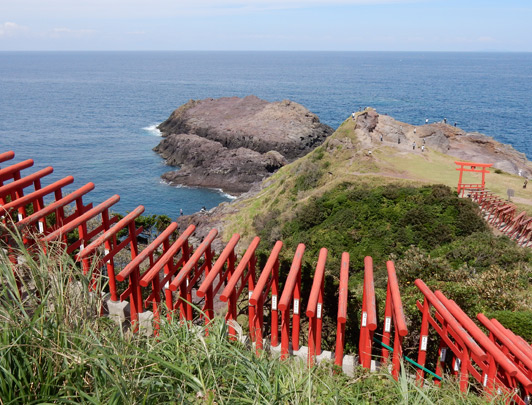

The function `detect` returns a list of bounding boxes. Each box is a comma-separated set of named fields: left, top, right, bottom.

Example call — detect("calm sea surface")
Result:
left=1, top=51, right=531, bottom=217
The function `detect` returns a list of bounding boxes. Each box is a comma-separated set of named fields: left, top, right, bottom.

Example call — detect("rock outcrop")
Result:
left=154, top=96, right=333, bottom=194
left=356, top=110, right=532, bottom=177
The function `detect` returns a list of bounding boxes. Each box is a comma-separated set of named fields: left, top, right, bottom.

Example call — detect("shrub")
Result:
left=279, top=183, right=489, bottom=272
left=485, top=311, right=532, bottom=343
left=293, top=161, right=323, bottom=193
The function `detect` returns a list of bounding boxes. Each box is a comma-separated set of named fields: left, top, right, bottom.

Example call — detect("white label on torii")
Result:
left=440, top=348, right=447, bottom=361
left=454, top=358, right=461, bottom=371
left=38, top=221, right=44, bottom=233
left=421, top=335, right=428, bottom=351
left=248, top=291, right=253, bottom=302
left=317, top=303, right=322, bottom=319
left=362, top=312, right=367, bottom=327
left=271, top=295, right=277, bottom=310
left=483, top=374, right=488, bottom=387
left=18, top=213, right=23, bottom=221
left=104, top=248, right=110, bottom=256
left=293, top=298, right=299, bottom=315
left=384, top=316, right=392, bottom=333
left=80, top=243, right=84, bottom=251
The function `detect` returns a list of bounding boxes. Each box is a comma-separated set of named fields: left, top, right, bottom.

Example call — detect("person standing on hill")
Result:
left=524, top=179, right=528, bottom=189
left=412, top=141, right=416, bottom=150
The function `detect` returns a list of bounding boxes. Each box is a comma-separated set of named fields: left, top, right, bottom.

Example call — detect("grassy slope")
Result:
left=0, top=239, right=496, bottom=404
left=222, top=117, right=532, bottom=244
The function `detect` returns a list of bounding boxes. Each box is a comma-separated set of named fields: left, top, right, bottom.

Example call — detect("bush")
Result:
left=485, top=311, right=532, bottom=343
left=278, top=183, right=489, bottom=272
left=293, top=161, right=323, bottom=193
left=432, top=232, right=532, bottom=271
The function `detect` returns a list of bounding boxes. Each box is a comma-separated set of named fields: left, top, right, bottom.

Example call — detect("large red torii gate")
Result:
left=455, top=161, right=492, bottom=197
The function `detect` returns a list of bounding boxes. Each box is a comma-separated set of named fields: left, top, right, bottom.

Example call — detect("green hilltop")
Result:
left=216, top=112, right=532, bottom=348
left=222, top=113, right=532, bottom=244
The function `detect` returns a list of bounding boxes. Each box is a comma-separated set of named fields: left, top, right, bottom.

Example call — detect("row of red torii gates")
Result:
left=1, top=150, right=531, bottom=403
left=456, top=160, right=532, bottom=247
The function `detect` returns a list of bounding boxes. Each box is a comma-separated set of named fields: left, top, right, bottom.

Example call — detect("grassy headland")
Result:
left=223, top=116, right=532, bottom=242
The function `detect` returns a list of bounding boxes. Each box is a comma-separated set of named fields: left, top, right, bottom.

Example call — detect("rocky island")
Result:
left=154, top=95, right=334, bottom=194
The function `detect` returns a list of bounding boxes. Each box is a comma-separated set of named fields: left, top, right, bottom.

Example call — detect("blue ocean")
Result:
left=1, top=51, right=531, bottom=218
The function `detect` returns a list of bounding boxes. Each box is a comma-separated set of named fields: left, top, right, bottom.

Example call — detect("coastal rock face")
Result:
left=356, top=110, right=532, bottom=177
left=154, top=96, right=333, bottom=194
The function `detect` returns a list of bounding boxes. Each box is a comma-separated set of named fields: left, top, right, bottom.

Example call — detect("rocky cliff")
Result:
left=154, top=96, right=333, bottom=194
left=355, top=109, right=532, bottom=177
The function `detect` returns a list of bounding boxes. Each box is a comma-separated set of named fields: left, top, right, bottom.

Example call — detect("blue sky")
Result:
left=0, top=0, right=530, bottom=51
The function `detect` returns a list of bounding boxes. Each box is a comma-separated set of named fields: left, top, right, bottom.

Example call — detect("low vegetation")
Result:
left=251, top=182, right=532, bottom=361
left=257, top=183, right=487, bottom=267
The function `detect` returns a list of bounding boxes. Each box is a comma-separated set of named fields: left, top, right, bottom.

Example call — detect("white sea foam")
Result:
left=159, top=179, right=180, bottom=186
left=159, top=179, right=237, bottom=199
left=216, top=189, right=238, bottom=200
left=143, top=124, right=162, bottom=136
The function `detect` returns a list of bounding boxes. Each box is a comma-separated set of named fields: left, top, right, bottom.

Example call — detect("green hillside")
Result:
left=223, top=117, right=532, bottom=244
left=219, top=116, right=532, bottom=353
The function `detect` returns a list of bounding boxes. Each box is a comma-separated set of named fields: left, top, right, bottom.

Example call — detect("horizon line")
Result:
left=1, top=49, right=531, bottom=53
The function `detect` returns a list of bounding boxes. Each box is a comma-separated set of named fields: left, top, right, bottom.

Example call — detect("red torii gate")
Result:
left=455, top=161, right=492, bottom=196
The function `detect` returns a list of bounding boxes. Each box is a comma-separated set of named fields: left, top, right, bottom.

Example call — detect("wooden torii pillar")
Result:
left=455, top=161, right=493, bottom=196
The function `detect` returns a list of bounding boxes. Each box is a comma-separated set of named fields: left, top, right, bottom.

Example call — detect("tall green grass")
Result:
left=0, top=226, right=502, bottom=404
